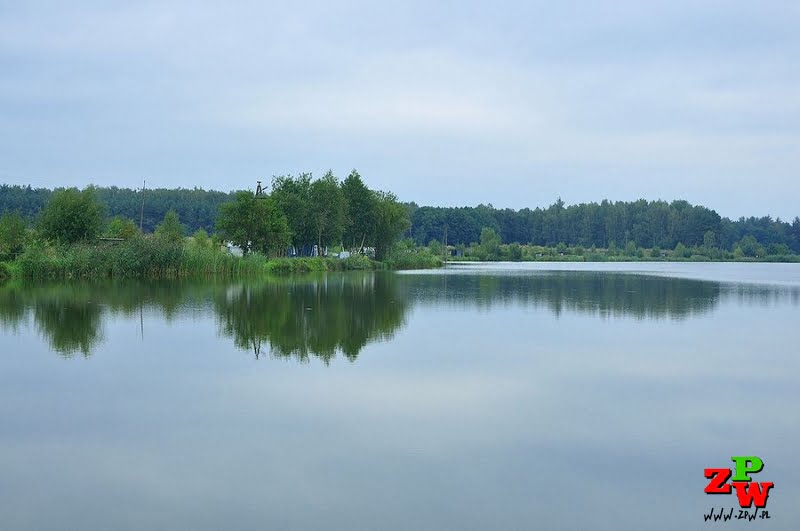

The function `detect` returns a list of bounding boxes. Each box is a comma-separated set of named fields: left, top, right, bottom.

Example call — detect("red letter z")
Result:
left=704, top=468, right=732, bottom=494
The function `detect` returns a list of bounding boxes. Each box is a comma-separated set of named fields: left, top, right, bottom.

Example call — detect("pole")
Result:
left=139, top=179, right=146, bottom=231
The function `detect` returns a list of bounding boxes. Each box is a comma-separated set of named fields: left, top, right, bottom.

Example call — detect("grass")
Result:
left=384, top=249, right=443, bottom=270
left=15, top=238, right=261, bottom=279
left=8, top=238, right=437, bottom=280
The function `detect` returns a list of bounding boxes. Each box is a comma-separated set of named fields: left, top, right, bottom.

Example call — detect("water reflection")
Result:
left=1, top=271, right=798, bottom=358
left=399, top=273, right=723, bottom=319
left=215, top=275, right=407, bottom=362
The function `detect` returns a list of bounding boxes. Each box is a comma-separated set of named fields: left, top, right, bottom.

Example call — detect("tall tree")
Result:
left=373, top=191, right=410, bottom=260
left=341, top=169, right=377, bottom=251
left=155, top=210, right=185, bottom=243
left=37, top=187, right=105, bottom=244
left=270, top=174, right=314, bottom=248
left=309, top=171, right=346, bottom=250
left=216, top=191, right=291, bottom=256
left=0, top=211, right=27, bottom=258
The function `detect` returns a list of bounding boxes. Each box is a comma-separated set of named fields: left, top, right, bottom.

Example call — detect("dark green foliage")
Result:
left=373, top=191, right=410, bottom=260
left=3, top=180, right=798, bottom=258
left=384, top=248, right=442, bottom=270
left=216, top=191, right=291, bottom=256
left=155, top=210, right=185, bottom=243
left=479, top=228, right=501, bottom=260
left=192, top=229, right=210, bottom=248
left=15, top=237, right=267, bottom=279
left=105, top=216, right=140, bottom=239
left=0, top=211, right=27, bottom=258
left=341, top=170, right=378, bottom=250
left=310, top=171, right=347, bottom=249
left=214, top=274, right=407, bottom=362
left=735, top=235, right=765, bottom=258
left=408, top=199, right=800, bottom=254
left=0, top=184, right=233, bottom=233
left=38, top=188, right=105, bottom=244
left=270, top=174, right=314, bottom=248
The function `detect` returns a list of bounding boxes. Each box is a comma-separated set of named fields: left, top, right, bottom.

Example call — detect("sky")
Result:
left=0, top=0, right=798, bottom=220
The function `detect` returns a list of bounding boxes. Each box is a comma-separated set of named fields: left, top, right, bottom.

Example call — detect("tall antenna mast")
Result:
left=139, top=179, right=146, bottom=231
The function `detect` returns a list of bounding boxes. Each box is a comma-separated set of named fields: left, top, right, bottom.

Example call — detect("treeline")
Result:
left=0, top=171, right=440, bottom=278
left=407, top=199, right=800, bottom=254
left=2, top=182, right=800, bottom=254
left=0, top=184, right=233, bottom=233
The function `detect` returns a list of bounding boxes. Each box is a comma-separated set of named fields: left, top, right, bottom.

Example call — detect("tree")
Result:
left=373, top=191, right=410, bottom=260
left=271, top=174, right=313, bottom=248
left=105, top=216, right=139, bottom=239
left=479, top=228, right=501, bottom=260
left=341, top=169, right=377, bottom=251
left=38, top=187, right=105, bottom=244
left=155, top=210, right=185, bottom=243
left=736, top=235, right=764, bottom=258
left=428, top=239, right=443, bottom=256
left=703, top=230, right=717, bottom=249
left=216, top=191, right=291, bottom=256
left=0, top=211, right=26, bottom=258
left=309, top=171, right=346, bottom=251
left=192, top=228, right=210, bottom=248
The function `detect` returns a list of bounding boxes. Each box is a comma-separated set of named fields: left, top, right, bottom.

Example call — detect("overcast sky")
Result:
left=1, top=1, right=798, bottom=219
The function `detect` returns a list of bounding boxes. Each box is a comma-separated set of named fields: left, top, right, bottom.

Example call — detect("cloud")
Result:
left=0, top=1, right=798, bottom=218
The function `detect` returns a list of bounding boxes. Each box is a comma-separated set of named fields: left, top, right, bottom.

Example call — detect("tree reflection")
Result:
left=399, top=271, right=796, bottom=320
left=0, top=271, right=797, bottom=358
left=214, top=274, right=407, bottom=362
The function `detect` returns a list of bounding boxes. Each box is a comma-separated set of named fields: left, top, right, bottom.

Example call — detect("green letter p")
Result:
left=731, top=456, right=764, bottom=482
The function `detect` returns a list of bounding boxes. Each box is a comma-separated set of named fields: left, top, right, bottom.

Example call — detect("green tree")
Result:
left=309, top=171, right=347, bottom=251
left=341, top=169, right=377, bottom=251
left=192, top=228, right=210, bottom=248
left=735, top=235, right=764, bottom=258
left=271, top=174, right=313, bottom=248
left=105, top=216, right=139, bottom=239
left=155, top=210, right=185, bottom=243
left=38, top=187, right=105, bottom=244
left=509, top=242, right=522, bottom=260
left=216, top=191, right=291, bottom=256
left=373, top=191, right=410, bottom=261
left=703, top=230, right=717, bottom=249
left=0, top=211, right=27, bottom=258
left=428, top=239, right=443, bottom=256
left=479, top=228, right=502, bottom=260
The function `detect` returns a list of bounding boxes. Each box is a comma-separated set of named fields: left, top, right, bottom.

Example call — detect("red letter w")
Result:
left=733, top=481, right=774, bottom=508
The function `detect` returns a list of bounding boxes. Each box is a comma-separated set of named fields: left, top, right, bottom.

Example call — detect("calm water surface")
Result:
left=1, top=262, right=799, bottom=530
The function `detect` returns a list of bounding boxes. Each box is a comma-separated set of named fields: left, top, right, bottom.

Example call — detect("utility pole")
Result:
left=443, top=224, right=448, bottom=266
left=139, top=180, right=146, bottom=231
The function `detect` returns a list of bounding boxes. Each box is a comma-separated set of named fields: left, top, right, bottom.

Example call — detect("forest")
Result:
left=1, top=178, right=799, bottom=256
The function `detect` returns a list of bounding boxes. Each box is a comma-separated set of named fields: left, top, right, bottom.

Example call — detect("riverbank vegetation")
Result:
left=0, top=174, right=436, bottom=279
left=1, top=172, right=799, bottom=279
left=436, top=229, right=800, bottom=263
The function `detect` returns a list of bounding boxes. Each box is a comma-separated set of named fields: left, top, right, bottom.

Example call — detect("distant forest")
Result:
left=1, top=183, right=799, bottom=253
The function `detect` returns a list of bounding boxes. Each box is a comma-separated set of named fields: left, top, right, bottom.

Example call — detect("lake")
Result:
left=1, top=262, right=798, bottom=530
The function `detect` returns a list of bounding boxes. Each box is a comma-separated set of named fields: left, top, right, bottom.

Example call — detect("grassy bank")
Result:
left=3, top=238, right=441, bottom=280
left=446, top=254, right=800, bottom=263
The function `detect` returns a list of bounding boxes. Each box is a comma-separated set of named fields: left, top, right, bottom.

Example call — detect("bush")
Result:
left=385, top=249, right=442, bottom=270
